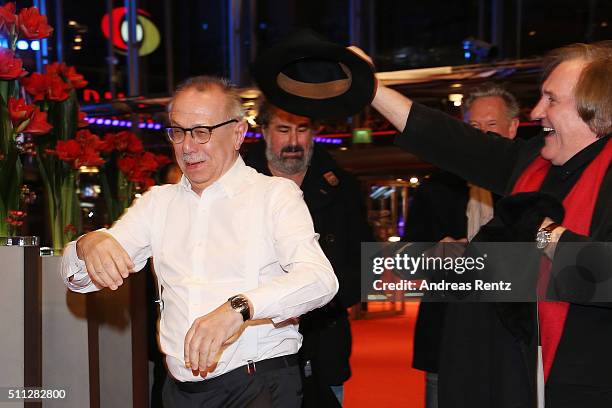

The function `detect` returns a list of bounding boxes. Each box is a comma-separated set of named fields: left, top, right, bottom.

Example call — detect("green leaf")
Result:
left=0, top=93, right=13, bottom=156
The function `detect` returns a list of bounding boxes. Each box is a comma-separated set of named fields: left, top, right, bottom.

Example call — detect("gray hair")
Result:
left=167, top=76, right=244, bottom=119
left=462, top=83, right=520, bottom=120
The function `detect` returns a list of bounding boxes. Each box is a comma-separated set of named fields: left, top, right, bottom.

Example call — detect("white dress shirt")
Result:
left=61, top=156, right=338, bottom=382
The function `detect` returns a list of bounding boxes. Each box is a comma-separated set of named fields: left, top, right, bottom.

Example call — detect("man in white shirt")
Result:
left=61, top=76, right=339, bottom=408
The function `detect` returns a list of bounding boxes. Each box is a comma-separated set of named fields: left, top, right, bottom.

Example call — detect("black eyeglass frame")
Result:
left=165, top=119, right=238, bottom=144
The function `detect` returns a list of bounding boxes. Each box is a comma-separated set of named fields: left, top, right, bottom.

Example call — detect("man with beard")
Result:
left=349, top=42, right=612, bottom=408
left=245, top=101, right=373, bottom=407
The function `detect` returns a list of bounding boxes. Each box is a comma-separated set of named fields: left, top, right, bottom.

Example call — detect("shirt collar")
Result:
left=555, top=134, right=611, bottom=180
left=179, top=155, right=250, bottom=198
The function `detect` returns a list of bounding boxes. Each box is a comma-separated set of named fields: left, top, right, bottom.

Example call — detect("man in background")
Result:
left=405, top=83, right=519, bottom=408
left=246, top=101, right=373, bottom=407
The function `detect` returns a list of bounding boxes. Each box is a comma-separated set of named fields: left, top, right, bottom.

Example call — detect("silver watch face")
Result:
left=536, top=230, right=550, bottom=249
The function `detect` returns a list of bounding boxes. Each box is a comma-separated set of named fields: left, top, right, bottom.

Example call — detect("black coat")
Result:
left=245, top=142, right=373, bottom=406
left=403, top=171, right=468, bottom=373
left=396, top=103, right=612, bottom=408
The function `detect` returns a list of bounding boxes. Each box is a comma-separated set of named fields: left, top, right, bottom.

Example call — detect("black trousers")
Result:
left=162, top=365, right=302, bottom=408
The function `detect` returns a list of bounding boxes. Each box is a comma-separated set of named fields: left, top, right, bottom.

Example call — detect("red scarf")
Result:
left=511, top=137, right=612, bottom=381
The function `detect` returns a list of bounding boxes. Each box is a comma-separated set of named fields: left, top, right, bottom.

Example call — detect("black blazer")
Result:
left=396, top=103, right=612, bottom=408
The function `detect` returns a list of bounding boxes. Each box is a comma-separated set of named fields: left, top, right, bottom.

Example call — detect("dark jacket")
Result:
left=245, top=142, right=373, bottom=406
left=403, top=171, right=468, bottom=373
left=396, top=103, right=612, bottom=408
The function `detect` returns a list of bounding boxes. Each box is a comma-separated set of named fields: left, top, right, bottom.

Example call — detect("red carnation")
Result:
left=0, top=48, right=26, bottom=80
left=8, top=97, right=52, bottom=135
left=17, top=7, right=53, bottom=40
left=0, top=2, right=16, bottom=33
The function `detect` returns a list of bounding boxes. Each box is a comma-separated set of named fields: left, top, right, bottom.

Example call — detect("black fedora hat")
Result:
left=251, top=29, right=375, bottom=119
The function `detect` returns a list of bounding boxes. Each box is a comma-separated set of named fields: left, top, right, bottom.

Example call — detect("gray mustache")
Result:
left=281, top=145, right=304, bottom=154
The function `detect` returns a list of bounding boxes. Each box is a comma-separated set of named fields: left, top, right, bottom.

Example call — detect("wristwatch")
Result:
left=536, top=222, right=560, bottom=250
left=228, top=294, right=251, bottom=321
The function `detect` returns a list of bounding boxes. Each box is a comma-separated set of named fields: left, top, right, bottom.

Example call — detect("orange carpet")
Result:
left=344, top=303, right=425, bottom=408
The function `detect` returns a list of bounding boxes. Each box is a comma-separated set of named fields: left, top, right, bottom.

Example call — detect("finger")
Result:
left=123, top=251, right=135, bottom=273
left=198, top=348, right=209, bottom=372
left=92, top=254, right=119, bottom=290
left=205, top=338, right=222, bottom=370
left=110, top=251, right=130, bottom=279
left=111, top=242, right=135, bottom=274
left=189, top=334, right=203, bottom=373
left=84, top=258, right=107, bottom=288
left=100, top=255, right=124, bottom=288
left=184, top=325, right=195, bottom=368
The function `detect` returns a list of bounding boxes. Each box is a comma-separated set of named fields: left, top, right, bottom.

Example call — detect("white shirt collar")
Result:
left=179, top=155, right=249, bottom=198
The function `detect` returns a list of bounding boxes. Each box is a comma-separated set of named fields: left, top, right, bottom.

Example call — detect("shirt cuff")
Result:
left=61, top=240, right=98, bottom=293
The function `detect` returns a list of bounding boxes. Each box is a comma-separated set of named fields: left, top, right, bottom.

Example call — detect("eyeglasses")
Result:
left=165, top=119, right=238, bottom=144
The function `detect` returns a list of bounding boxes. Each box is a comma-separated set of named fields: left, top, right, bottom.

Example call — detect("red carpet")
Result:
left=345, top=303, right=425, bottom=407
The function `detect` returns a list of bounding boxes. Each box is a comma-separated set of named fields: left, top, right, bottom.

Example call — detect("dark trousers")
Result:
left=162, top=365, right=302, bottom=408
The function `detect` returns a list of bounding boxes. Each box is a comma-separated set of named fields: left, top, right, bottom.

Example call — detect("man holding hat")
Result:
left=350, top=43, right=612, bottom=407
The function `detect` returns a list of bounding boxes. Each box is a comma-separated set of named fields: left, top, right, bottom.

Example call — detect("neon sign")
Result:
left=101, top=7, right=160, bottom=56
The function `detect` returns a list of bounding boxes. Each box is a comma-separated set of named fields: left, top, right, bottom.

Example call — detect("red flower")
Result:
left=17, top=7, right=53, bottom=39
left=63, top=224, right=77, bottom=235
left=46, top=74, right=71, bottom=101
left=77, top=110, right=89, bottom=128
left=21, top=72, right=70, bottom=102
left=139, top=151, right=160, bottom=172
left=117, top=155, right=136, bottom=174
left=23, top=109, right=52, bottom=134
left=0, top=2, right=16, bottom=33
left=21, top=73, right=47, bottom=101
left=8, top=97, right=53, bottom=135
left=156, top=154, right=172, bottom=166
left=46, top=130, right=105, bottom=169
left=46, top=62, right=88, bottom=89
left=74, top=129, right=104, bottom=151
left=0, top=48, right=26, bottom=80
left=101, top=131, right=143, bottom=153
left=8, top=97, right=34, bottom=124
left=48, top=139, right=80, bottom=163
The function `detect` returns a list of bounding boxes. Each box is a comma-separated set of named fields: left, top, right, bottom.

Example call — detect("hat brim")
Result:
left=251, top=32, right=375, bottom=119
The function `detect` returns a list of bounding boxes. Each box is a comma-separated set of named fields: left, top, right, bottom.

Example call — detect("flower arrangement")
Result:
left=100, top=131, right=170, bottom=222
left=0, top=3, right=54, bottom=237
left=0, top=2, right=171, bottom=248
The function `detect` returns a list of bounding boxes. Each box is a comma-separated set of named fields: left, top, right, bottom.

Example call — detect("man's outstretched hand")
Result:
left=76, top=231, right=135, bottom=290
